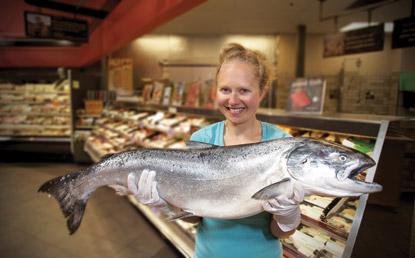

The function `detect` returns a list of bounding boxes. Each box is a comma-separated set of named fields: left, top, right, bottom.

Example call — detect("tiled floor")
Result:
left=0, top=161, right=413, bottom=258
left=0, top=162, right=183, bottom=258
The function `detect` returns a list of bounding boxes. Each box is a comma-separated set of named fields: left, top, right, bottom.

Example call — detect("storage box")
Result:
left=84, top=100, right=103, bottom=115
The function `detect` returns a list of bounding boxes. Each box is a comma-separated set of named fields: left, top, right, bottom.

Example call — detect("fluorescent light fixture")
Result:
left=340, top=22, right=379, bottom=32
left=340, top=22, right=394, bottom=33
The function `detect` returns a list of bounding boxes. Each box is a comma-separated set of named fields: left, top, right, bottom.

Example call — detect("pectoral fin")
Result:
left=251, top=178, right=291, bottom=200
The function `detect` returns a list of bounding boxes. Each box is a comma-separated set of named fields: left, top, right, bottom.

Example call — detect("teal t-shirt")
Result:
left=190, top=121, right=291, bottom=258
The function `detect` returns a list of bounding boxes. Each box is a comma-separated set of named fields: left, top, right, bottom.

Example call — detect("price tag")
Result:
left=168, top=107, right=177, bottom=114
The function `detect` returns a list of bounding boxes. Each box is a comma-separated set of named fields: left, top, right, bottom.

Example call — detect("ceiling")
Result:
left=152, top=0, right=412, bottom=35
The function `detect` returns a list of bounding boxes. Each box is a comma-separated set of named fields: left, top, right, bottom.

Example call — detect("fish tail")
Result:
left=38, top=172, right=88, bottom=234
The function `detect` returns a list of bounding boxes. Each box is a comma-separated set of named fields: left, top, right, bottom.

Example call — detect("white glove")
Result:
left=128, top=169, right=167, bottom=207
left=262, top=181, right=304, bottom=232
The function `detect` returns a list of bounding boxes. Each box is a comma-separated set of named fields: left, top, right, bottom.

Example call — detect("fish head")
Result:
left=286, top=138, right=382, bottom=197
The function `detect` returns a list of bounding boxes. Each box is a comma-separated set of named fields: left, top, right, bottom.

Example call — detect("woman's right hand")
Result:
left=128, top=169, right=167, bottom=207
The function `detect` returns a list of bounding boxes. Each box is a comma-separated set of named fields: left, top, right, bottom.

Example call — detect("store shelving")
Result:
left=0, top=81, right=72, bottom=140
left=84, top=102, right=414, bottom=258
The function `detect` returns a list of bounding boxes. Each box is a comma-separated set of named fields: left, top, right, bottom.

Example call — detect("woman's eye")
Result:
left=219, top=88, right=230, bottom=94
left=240, top=88, right=250, bottom=94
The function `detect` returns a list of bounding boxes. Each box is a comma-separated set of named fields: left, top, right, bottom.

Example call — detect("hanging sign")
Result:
left=392, top=16, right=415, bottom=49
left=108, top=58, right=133, bottom=96
left=324, top=24, right=384, bottom=57
left=25, top=12, right=89, bottom=42
left=286, top=77, right=326, bottom=114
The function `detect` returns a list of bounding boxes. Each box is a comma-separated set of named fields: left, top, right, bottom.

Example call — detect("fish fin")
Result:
left=166, top=210, right=195, bottom=221
left=185, top=141, right=216, bottom=149
left=251, top=178, right=291, bottom=200
left=38, top=172, right=89, bottom=235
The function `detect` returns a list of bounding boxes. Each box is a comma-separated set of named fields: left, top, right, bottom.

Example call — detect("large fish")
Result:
left=39, top=137, right=382, bottom=234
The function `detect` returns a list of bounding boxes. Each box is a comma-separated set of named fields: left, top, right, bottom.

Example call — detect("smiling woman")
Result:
left=215, top=43, right=273, bottom=146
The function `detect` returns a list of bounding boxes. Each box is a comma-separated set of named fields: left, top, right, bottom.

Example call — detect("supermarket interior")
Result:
left=0, top=0, right=415, bottom=258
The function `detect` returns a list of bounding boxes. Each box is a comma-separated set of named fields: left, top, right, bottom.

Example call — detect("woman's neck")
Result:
left=223, top=119, right=262, bottom=146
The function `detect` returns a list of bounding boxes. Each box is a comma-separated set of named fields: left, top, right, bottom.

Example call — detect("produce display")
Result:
left=0, top=82, right=71, bottom=137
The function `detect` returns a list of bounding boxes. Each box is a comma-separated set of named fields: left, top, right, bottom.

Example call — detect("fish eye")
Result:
left=339, top=155, right=347, bottom=161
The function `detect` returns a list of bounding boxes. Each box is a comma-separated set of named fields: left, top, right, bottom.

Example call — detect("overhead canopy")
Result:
left=0, top=0, right=206, bottom=68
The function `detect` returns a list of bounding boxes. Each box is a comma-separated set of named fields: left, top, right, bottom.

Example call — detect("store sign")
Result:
left=286, top=78, right=326, bottom=114
left=25, top=12, right=89, bottom=43
left=324, top=24, right=384, bottom=57
left=392, top=16, right=415, bottom=49
left=108, top=58, right=133, bottom=96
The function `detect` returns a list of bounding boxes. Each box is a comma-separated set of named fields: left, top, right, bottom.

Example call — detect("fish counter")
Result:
left=80, top=104, right=413, bottom=258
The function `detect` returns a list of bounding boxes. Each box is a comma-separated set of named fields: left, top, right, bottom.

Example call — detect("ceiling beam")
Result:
left=24, top=0, right=109, bottom=19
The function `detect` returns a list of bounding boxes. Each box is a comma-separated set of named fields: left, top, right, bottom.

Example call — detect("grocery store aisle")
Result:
left=0, top=162, right=183, bottom=258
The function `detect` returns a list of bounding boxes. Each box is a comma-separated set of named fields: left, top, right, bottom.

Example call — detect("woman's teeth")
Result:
left=227, top=107, right=245, bottom=114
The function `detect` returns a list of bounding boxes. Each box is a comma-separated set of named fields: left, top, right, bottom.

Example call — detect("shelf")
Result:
left=76, top=125, right=94, bottom=130
left=0, top=100, right=68, bottom=105
left=0, top=112, right=70, bottom=117
left=301, top=215, right=349, bottom=241
left=114, top=101, right=415, bottom=138
left=127, top=195, right=195, bottom=258
left=0, top=124, right=70, bottom=130
left=0, top=90, right=69, bottom=94
left=0, top=136, right=70, bottom=142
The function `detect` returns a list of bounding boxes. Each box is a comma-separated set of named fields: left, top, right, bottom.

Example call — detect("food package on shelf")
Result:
left=144, top=133, right=176, bottom=148
left=341, top=137, right=374, bottom=154
left=129, top=112, right=149, bottom=122
left=142, top=111, right=168, bottom=128
left=0, top=83, right=14, bottom=90
left=131, top=128, right=155, bottom=143
left=157, top=115, right=187, bottom=133
left=304, top=195, right=334, bottom=209
left=326, top=216, right=352, bottom=234
left=283, top=224, right=346, bottom=258
left=167, top=140, right=187, bottom=149
left=300, top=203, right=324, bottom=221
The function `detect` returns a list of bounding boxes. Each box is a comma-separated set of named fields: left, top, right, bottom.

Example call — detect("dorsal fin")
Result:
left=185, top=141, right=216, bottom=149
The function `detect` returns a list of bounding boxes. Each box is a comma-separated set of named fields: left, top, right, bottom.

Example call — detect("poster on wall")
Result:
left=108, top=58, right=133, bottom=96
left=25, top=12, right=88, bottom=42
left=324, top=24, right=384, bottom=57
left=392, top=16, right=415, bottom=49
left=286, top=78, right=326, bottom=114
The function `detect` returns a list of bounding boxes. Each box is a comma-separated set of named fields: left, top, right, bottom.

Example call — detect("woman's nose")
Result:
left=228, top=92, right=240, bottom=105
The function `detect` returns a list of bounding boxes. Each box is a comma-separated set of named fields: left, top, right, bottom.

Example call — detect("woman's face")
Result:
left=216, top=60, right=263, bottom=125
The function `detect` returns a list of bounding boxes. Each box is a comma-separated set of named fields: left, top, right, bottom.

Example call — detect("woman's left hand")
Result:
left=262, top=181, right=304, bottom=232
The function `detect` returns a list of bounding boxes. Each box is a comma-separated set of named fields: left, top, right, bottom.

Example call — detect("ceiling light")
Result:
left=340, top=22, right=394, bottom=33
left=340, top=22, right=379, bottom=32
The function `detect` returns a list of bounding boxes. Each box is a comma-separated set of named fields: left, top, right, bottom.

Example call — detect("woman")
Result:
left=129, top=43, right=304, bottom=258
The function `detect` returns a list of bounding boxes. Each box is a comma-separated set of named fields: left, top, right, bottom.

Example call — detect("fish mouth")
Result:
left=348, top=161, right=374, bottom=181
left=347, top=156, right=376, bottom=182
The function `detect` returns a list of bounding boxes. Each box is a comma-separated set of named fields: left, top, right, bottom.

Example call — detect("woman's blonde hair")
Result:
left=216, top=43, right=272, bottom=93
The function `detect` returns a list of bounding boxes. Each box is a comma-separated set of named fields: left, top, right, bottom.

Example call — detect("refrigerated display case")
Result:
left=84, top=101, right=413, bottom=258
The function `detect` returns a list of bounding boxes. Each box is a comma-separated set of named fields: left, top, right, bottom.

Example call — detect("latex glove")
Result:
left=262, top=181, right=304, bottom=232
left=128, top=169, right=167, bottom=207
